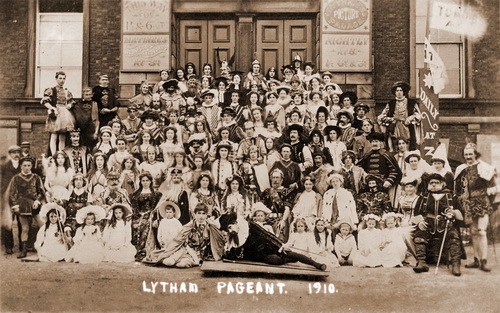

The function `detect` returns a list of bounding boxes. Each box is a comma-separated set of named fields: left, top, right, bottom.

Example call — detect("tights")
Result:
left=470, top=215, right=489, bottom=260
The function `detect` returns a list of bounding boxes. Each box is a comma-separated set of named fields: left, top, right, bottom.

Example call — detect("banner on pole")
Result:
left=424, top=38, right=448, bottom=94
left=418, top=68, right=440, bottom=162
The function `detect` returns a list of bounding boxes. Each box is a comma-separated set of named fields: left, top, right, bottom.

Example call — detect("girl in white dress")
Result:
left=311, top=218, right=340, bottom=269
left=353, top=214, right=383, bottom=268
left=102, top=203, right=136, bottom=263
left=292, top=176, right=321, bottom=230
left=35, top=203, right=69, bottom=262
left=44, top=151, right=74, bottom=203
left=380, top=213, right=407, bottom=268
left=285, top=218, right=314, bottom=252
left=66, top=205, right=106, bottom=264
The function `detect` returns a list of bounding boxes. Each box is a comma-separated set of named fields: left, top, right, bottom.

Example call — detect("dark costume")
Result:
left=72, top=99, right=99, bottom=148
left=413, top=191, right=464, bottom=268
left=130, top=190, right=162, bottom=261
left=92, top=85, right=119, bottom=128
left=261, top=185, right=295, bottom=242
left=63, top=145, right=90, bottom=176
left=270, top=160, right=301, bottom=189
left=0, top=159, right=21, bottom=252
left=356, top=190, right=393, bottom=220
left=358, top=149, right=402, bottom=188
left=65, top=190, right=90, bottom=236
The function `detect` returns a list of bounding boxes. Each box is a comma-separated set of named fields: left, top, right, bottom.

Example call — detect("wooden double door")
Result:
left=179, top=18, right=313, bottom=75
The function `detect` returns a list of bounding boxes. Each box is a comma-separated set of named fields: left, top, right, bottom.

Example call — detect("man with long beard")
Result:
left=158, top=168, right=190, bottom=225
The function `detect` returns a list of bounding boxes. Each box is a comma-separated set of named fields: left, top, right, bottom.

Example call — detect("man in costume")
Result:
left=9, top=157, right=45, bottom=258
left=455, top=143, right=498, bottom=272
left=146, top=203, right=224, bottom=268
left=260, top=169, right=296, bottom=242
left=121, top=105, right=141, bottom=150
left=236, top=121, right=267, bottom=162
left=356, top=174, right=393, bottom=221
left=158, top=168, right=190, bottom=225
left=412, top=173, right=464, bottom=276
left=72, top=87, right=99, bottom=149
left=96, top=171, right=131, bottom=213
left=219, top=209, right=327, bottom=271
left=270, top=144, right=302, bottom=189
left=93, top=74, right=119, bottom=128
left=217, top=107, right=244, bottom=144
left=63, top=128, right=90, bottom=176
left=358, top=132, right=402, bottom=204
left=285, top=124, right=313, bottom=173
left=198, top=90, right=222, bottom=136
left=1, top=145, right=22, bottom=254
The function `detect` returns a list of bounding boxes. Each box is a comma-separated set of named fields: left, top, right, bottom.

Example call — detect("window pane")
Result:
left=39, top=0, right=83, bottom=13
left=437, top=44, right=460, bottom=69
left=416, top=44, right=425, bottom=68
left=39, top=42, right=62, bottom=66
left=441, top=69, right=461, bottom=95
left=61, top=43, right=83, bottom=66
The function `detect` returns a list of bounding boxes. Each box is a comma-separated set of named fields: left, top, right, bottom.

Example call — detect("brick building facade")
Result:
left=0, top=0, right=499, bottom=166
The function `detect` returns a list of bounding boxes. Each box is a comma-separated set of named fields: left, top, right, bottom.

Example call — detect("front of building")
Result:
left=0, top=0, right=499, bottom=166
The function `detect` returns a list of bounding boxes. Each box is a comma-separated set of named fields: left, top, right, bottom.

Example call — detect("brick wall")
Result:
left=472, top=0, right=500, bottom=99
left=0, top=0, right=28, bottom=99
left=88, top=0, right=122, bottom=90
left=372, top=0, right=411, bottom=100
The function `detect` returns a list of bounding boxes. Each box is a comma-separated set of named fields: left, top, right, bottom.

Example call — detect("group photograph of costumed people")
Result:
left=2, top=61, right=498, bottom=280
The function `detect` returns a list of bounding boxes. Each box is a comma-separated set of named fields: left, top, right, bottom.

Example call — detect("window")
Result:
left=415, top=0, right=464, bottom=98
left=35, top=0, right=83, bottom=97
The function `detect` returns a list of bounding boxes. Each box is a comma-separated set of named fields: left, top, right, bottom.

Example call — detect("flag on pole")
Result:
left=424, top=38, right=448, bottom=94
left=429, top=1, right=486, bottom=40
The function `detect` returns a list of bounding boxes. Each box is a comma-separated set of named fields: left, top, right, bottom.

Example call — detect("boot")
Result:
left=26, top=226, right=39, bottom=252
left=5, top=248, right=13, bottom=255
left=451, top=261, right=461, bottom=276
left=480, top=259, right=491, bottom=272
left=465, top=257, right=480, bottom=269
left=413, top=243, right=429, bottom=273
left=17, top=241, right=27, bottom=259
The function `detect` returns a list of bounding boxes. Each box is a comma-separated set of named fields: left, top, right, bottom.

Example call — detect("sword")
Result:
left=435, top=213, right=452, bottom=275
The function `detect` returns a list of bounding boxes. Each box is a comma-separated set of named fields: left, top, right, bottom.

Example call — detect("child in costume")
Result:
left=285, top=218, right=313, bottom=252
left=334, top=220, right=357, bottom=266
left=102, top=203, right=136, bottom=263
left=292, top=176, right=322, bottom=230
left=353, top=214, right=383, bottom=267
left=380, top=212, right=407, bottom=268
left=252, top=202, right=274, bottom=233
left=156, top=201, right=183, bottom=249
left=66, top=205, right=106, bottom=264
left=311, top=218, right=340, bottom=269
left=65, top=173, right=93, bottom=238
left=35, top=203, right=69, bottom=262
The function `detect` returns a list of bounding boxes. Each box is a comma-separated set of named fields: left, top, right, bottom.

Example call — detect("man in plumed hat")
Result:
left=358, top=132, right=402, bottom=204
left=356, top=174, right=393, bottom=221
left=236, top=121, right=267, bottom=162
left=455, top=143, right=498, bottom=272
left=337, top=109, right=358, bottom=150
left=412, top=173, right=464, bottom=276
left=352, top=102, right=371, bottom=131
left=161, top=79, right=186, bottom=114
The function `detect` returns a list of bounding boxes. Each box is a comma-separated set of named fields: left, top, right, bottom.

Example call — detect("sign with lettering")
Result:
left=321, top=34, right=370, bottom=71
left=418, top=68, right=440, bottom=162
left=430, top=1, right=486, bottom=40
left=122, top=35, right=170, bottom=71
left=320, top=0, right=372, bottom=71
left=122, top=0, right=171, bottom=33
left=322, top=0, right=371, bottom=32
left=121, top=0, right=171, bottom=71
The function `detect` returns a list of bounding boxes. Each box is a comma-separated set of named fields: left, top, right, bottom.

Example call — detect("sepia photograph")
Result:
left=0, top=0, right=499, bottom=312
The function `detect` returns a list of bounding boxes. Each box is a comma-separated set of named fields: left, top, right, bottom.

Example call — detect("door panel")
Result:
left=180, top=20, right=235, bottom=76
left=180, top=20, right=207, bottom=73
left=256, top=19, right=312, bottom=73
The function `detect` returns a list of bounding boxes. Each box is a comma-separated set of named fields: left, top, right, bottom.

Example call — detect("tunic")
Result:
left=9, top=173, right=45, bottom=215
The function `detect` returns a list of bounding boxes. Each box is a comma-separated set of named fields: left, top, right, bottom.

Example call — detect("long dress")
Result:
left=66, top=225, right=105, bottom=264
left=292, top=191, right=321, bottom=230
left=380, top=227, right=407, bottom=268
left=35, top=224, right=68, bottom=262
left=310, top=230, right=340, bottom=269
left=102, top=220, right=136, bottom=263
left=88, top=170, right=107, bottom=199
left=45, top=166, right=74, bottom=202
left=353, top=228, right=383, bottom=267
left=130, top=190, right=162, bottom=261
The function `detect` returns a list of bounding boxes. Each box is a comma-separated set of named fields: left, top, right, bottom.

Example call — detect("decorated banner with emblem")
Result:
left=418, top=68, right=440, bottom=162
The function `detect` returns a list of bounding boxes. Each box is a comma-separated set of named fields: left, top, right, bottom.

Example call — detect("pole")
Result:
left=435, top=218, right=450, bottom=275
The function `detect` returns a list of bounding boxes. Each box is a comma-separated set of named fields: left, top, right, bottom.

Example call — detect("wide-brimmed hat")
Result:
left=157, top=201, right=181, bottom=219
left=333, top=219, right=356, bottom=231
left=354, top=103, right=370, bottom=112
left=404, top=150, right=422, bottom=163
left=391, top=81, right=411, bottom=95
left=287, top=123, right=304, bottom=134
left=281, top=64, right=295, bottom=75
left=214, top=76, right=229, bottom=86
left=400, top=176, right=418, bottom=186
left=276, top=85, right=291, bottom=94
left=322, top=71, right=333, bottom=78
left=339, top=91, right=358, bottom=105
left=163, top=79, right=179, bottom=90
left=367, top=132, right=385, bottom=142
left=39, top=203, right=66, bottom=224
left=324, top=125, right=342, bottom=137
left=106, top=203, right=133, bottom=219
left=324, top=83, right=343, bottom=95
left=252, top=202, right=272, bottom=215
left=200, top=89, right=215, bottom=98
left=337, top=109, right=354, bottom=123
left=76, top=205, right=106, bottom=224
left=366, top=174, right=383, bottom=185
left=140, top=111, right=159, bottom=122
left=216, top=141, right=233, bottom=153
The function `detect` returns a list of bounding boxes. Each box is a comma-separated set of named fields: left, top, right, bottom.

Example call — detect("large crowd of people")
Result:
left=0, top=57, right=497, bottom=276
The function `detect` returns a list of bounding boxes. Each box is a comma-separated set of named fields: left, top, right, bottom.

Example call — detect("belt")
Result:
left=268, top=213, right=282, bottom=219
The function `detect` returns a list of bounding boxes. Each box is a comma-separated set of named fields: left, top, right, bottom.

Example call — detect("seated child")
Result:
left=66, top=205, right=106, bottom=264
left=252, top=202, right=274, bottom=233
left=311, top=218, right=340, bottom=269
left=102, top=203, right=136, bottom=263
left=353, top=214, right=383, bottom=268
left=292, top=176, right=321, bottom=230
left=334, top=220, right=357, bottom=266
left=35, top=203, right=69, bottom=262
left=285, top=218, right=314, bottom=252
left=380, top=213, right=407, bottom=268
left=157, top=201, right=183, bottom=249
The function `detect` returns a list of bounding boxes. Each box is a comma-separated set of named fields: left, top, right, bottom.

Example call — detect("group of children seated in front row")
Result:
left=35, top=197, right=409, bottom=269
